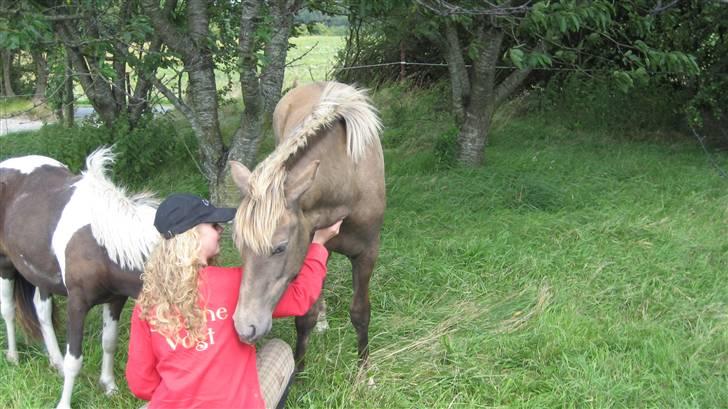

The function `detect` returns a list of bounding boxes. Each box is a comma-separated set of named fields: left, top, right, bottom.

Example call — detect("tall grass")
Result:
left=1, top=73, right=726, bottom=408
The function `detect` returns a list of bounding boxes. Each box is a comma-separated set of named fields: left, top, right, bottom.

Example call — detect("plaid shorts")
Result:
left=256, top=338, right=295, bottom=409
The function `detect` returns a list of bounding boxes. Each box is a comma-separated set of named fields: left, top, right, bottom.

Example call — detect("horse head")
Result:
left=229, top=159, right=320, bottom=344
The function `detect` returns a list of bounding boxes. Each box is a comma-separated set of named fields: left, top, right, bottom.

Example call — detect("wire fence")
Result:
left=2, top=59, right=726, bottom=178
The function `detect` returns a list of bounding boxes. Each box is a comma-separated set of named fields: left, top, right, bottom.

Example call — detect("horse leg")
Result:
left=56, top=296, right=90, bottom=409
left=0, top=255, right=18, bottom=363
left=33, top=288, right=64, bottom=372
left=349, top=239, right=380, bottom=365
left=99, top=297, right=126, bottom=395
left=293, top=294, right=324, bottom=372
left=315, top=298, right=329, bottom=332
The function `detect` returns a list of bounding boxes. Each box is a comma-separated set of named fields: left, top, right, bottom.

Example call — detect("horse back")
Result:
left=0, top=165, right=78, bottom=293
left=273, top=82, right=327, bottom=143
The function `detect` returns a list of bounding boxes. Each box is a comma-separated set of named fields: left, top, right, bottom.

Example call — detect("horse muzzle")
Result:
left=234, top=316, right=272, bottom=344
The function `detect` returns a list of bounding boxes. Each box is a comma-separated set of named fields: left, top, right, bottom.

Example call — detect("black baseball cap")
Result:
left=154, top=193, right=237, bottom=239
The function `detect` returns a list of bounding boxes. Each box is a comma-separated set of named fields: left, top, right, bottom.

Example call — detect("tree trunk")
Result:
left=112, top=2, right=132, bottom=116
left=141, top=0, right=226, bottom=201
left=456, top=25, right=503, bottom=166
left=187, top=60, right=225, bottom=194
left=442, top=21, right=469, bottom=124
left=63, top=52, right=74, bottom=127
left=260, top=0, right=303, bottom=114
left=56, top=21, right=119, bottom=127
left=2, top=50, right=15, bottom=97
left=458, top=108, right=493, bottom=165
left=32, top=50, right=49, bottom=104
left=213, top=0, right=265, bottom=206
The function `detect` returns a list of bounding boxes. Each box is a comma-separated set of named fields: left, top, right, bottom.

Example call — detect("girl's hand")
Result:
left=312, top=220, right=344, bottom=245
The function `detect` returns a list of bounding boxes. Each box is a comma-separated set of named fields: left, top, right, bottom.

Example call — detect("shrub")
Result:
left=111, top=117, right=196, bottom=185
left=530, top=74, right=690, bottom=138
left=1, top=116, right=198, bottom=186
left=433, top=125, right=459, bottom=170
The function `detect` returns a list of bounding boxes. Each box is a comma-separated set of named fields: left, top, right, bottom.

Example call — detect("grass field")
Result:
left=1, top=42, right=727, bottom=408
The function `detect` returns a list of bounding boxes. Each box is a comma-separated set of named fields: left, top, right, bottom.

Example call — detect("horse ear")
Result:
left=285, top=160, right=320, bottom=204
left=229, top=161, right=251, bottom=197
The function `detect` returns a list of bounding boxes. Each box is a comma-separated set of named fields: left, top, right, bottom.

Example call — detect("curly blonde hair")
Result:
left=138, top=227, right=208, bottom=344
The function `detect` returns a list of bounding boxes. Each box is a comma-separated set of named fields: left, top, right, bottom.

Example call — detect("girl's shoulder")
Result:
left=200, top=265, right=243, bottom=286
left=203, top=265, right=242, bottom=274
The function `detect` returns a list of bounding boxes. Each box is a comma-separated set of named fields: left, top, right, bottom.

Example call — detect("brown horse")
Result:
left=0, top=148, right=159, bottom=409
left=229, top=81, right=385, bottom=367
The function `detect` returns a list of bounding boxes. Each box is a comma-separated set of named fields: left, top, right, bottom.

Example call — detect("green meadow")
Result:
left=0, top=36, right=726, bottom=408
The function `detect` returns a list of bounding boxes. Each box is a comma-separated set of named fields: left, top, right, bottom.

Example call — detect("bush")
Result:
left=530, top=74, right=690, bottom=138
left=433, top=125, right=459, bottom=170
left=0, top=116, right=198, bottom=186
left=1, top=123, right=111, bottom=171
left=111, top=117, right=197, bottom=185
left=334, top=21, right=447, bottom=86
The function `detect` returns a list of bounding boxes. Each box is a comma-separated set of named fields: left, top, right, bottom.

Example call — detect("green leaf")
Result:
left=509, top=48, right=525, bottom=69
left=98, top=64, right=118, bottom=81
left=558, top=16, right=567, bottom=33
left=613, top=71, right=634, bottom=93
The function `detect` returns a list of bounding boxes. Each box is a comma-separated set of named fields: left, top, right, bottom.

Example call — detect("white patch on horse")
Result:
left=0, top=155, right=67, bottom=174
left=52, top=148, right=159, bottom=281
left=33, top=289, right=64, bottom=371
left=51, top=187, right=90, bottom=286
left=99, top=304, right=119, bottom=395
left=57, top=345, right=83, bottom=409
left=0, top=278, right=18, bottom=363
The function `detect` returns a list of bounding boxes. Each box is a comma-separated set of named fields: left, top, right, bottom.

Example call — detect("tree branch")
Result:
left=495, top=40, right=545, bottom=107
left=139, top=0, right=191, bottom=60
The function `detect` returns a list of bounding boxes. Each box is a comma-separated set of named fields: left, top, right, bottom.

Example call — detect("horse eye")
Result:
left=272, top=242, right=287, bottom=255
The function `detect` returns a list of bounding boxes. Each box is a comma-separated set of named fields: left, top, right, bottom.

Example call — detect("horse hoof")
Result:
left=100, top=378, right=118, bottom=395
left=6, top=351, right=19, bottom=364
left=314, top=319, right=329, bottom=333
left=367, top=376, right=376, bottom=389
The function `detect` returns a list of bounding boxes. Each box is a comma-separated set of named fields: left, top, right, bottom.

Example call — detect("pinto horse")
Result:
left=0, top=148, right=159, bottom=409
left=229, top=81, right=385, bottom=367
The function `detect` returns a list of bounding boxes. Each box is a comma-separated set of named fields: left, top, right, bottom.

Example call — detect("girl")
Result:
left=126, top=193, right=341, bottom=408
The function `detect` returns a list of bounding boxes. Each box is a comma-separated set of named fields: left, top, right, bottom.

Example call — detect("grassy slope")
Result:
left=1, top=45, right=727, bottom=408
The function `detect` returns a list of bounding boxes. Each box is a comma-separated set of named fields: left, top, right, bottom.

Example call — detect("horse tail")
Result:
left=317, top=82, right=382, bottom=163
left=13, top=275, right=43, bottom=340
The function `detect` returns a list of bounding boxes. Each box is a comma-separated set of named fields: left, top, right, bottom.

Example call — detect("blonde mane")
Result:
left=80, top=147, right=160, bottom=271
left=234, top=82, right=381, bottom=255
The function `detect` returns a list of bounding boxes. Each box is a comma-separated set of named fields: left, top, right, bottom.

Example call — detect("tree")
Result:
left=30, top=49, right=49, bottom=104
left=140, top=0, right=304, bottom=203
left=41, top=0, right=158, bottom=127
left=231, top=0, right=303, bottom=168
left=338, top=0, right=699, bottom=166
left=649, top=0, right=728, bottom=132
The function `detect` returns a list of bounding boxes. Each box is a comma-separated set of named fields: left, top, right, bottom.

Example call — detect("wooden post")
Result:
left=399, top=42, right=405, bottom=82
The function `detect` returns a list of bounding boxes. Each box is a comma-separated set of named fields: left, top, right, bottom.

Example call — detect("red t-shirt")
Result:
left=125, top=243, right=329, bottom=408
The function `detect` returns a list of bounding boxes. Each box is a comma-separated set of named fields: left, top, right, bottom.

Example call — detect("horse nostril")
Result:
left=248, top=324, right=256, bottom=339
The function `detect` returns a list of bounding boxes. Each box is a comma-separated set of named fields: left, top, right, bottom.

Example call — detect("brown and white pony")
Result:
left=0, top=148, right=159, bottom=409
left=229, top=81, right=385, bottom=367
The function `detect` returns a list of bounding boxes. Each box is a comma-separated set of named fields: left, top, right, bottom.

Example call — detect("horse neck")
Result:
left=291, top=136, right=355, bottom=227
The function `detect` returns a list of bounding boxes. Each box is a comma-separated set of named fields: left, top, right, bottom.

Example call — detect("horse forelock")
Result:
left=233, top=170, right=288, bottom=256
left=75, top=147, right=160, bottom=271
